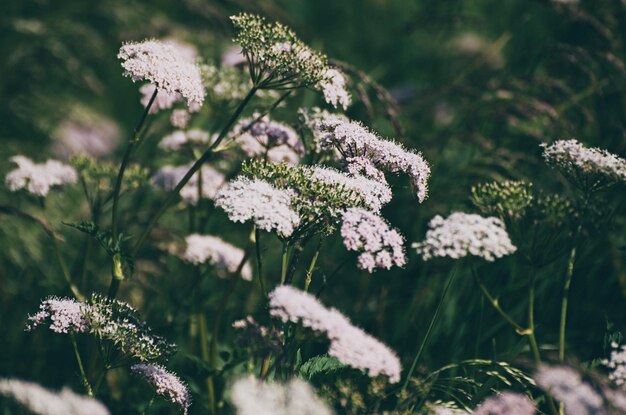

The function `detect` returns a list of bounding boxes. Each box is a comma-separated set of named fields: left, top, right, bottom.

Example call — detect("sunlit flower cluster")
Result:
left=6, top=155, right=77, bottom=197
left=473, top=392, right=535, bottom=415
left=316, top=68, right=351, bottom=110
left=152, top=163, right=225, bottom=205
left=341, top=208, right=405, bottom=272
left=269, top=285, right=402, bottom=382
left=319, top=119, right=431, bottom=202
left=181, top=234, right=252, bottom=280
left=542, top=139, right=626, bottom=185
left=118, top=39, right=205, bottom=109
left=131, top=364, right=191, bottom=415
left=215, top=177, right=300, bottom=238
left=229, top=377, right=332, bottom=415
left=0, top=379, right=110, bottom=415
left=413, top=212, right=517, bottom=261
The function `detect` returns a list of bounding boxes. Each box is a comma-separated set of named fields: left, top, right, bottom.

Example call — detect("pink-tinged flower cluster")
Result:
left=230, top=377, right=332, bottom=415
left=170, top=109, right=191, bottom=129
left=118, top=40, right=205, bottom=109
left=54, top=116, right=120, bottom=159
left=315, top=68, right=351, bottom=110
left=231, top=115, right=304, bottom=165
left=159, top=129, right=213, bottom=151
left=140, top=83, right=182, bottom=114
left=319, top=120, right=431, bottom=202
left=473, top=392, right=535, bottom=415
left=298, top=107, right=349, bottom=153
left=413, top=212, right=516, bottom=262
left=215, top=177, right=300, bottom=238
left=542, top=139, right=626, bottom=183
left=6, top=156, right=77, bottom=197
left=269, top=286, right=402, bottom=383
left=131, top=364, right=191, bottom=415
left=341, top=208, right=405, bottom=272
left=346, top=156, right=387, bottom=183
left=311, top=166, right=392, bottom=213
left=535, top=365, right=604, bottom=415
left=26, top=297, right=88, bottom=333
left=181, top=234, right=252, bottom=280
left=152, top=163, right=225, bottom=205
left=0, top=378, right=110, bottom=415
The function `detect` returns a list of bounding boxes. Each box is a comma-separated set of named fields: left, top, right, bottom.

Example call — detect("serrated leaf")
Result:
left=298, top=355, right=347, bottom=381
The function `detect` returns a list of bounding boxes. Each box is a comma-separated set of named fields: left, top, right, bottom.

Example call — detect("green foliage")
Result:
left=298, top=355, right=347, bottom=381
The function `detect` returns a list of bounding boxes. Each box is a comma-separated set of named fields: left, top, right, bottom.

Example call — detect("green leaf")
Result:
left=298, top=355, right=347, bottom=381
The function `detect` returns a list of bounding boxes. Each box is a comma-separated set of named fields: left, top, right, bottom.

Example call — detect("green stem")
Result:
left=198, top=312, right=215, bottom=414
left=527, top=270, right=542, bottom=366
left=280, top=242, right=290, bottom=285
left=402, top=263, right=458, bottom=391
left=70, top=334, right=93, bottom=396
left=559, top=225, right=581, bottom=362
left=131, top=86, right=258, bottom=259
left=254, top=226, right=266, bottom=296
left=304, top=241, right=321, bottom=292
left=471, top=264, right=523, bottom=332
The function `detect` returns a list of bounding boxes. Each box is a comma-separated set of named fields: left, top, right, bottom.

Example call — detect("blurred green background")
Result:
left=1, top=0, right=626, bottom=413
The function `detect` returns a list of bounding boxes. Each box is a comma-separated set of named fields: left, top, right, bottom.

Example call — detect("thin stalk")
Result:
left=131, top=86, right=258, bottom=259
left=280, top=242, right=290, bottom=285
left=471, top=264, right=523, bottom=332
left=304, top=241, right=322, bottom=292
left=259, top=353, right=272, bottom=380
left=559, top=225, right=582, bottom=362
left=402, top=264, right=458, bottom=391
left=254, top=226, right=266, bottom=296
left=70, top=334, right=93, bottom=396
left=527, top=270, right=542, bottom=365
left=198, top=312, right=215, bottom=414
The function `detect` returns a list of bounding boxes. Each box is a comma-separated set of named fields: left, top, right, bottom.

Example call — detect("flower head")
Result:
left=131, top=364, right=191, bottom=415
left=542, top=139, right=626, bottom=186
left=0, top=378, right=110, bottom=415
left=601, top=342, right=626, bottom=387
left=535, top=365, right=605, bottom=415
left=158, top=129, right=213, bottom=151
left=118, top=40, right=205, bottom=109
left=152, top=163, right=225, bottom=205
left=181, top=234, right=252, bottom=280
left=319, top=119, right=431, bottom=202
left=471, top=180, right=534, bottom=221
left=215, top=177, right=300, bottom=238
left=26, top=297, right=88, bottom=334
left=229, top=377, right=331, bottom=415
left=316, top=68, right=351, bottom=109
left=473, top=392, right=535, bottom=415
left=341, top=208, right=406, bottom=272
left=269, top=286, right=402, bottom=382
left=413, top=212, right=517, bottom=261
left=6, top=156, right=77, bottom=197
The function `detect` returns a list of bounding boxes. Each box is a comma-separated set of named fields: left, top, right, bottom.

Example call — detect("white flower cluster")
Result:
left=216, top=177, right=300, bottom=238
left=535, top=365, right=605, bottom=415
left=542, top=139, right=626, bottom=184
left=602, top=342, right=626, bottom=386
left=298, top=107, right=348, bottom=153
left=413, top=212, right=517, bottom=261
left=5, top=155, right=77, bottom=197
left=181, top=234, right=252, bottom=280
left=312, top=166, right=392, bottom=213
left=0, top=379, right=110, bottom=415
left=118, top=39, right=205, bottom=109
left=341, top=208, right=405, bottom=272
left=473, top=392, right=535, bottom=415
left=231, top=115, right=304, bottom=164
left=152, top=163, right=225, bottom=205
left=319, top=119, right=431, bottom=202
left=316, top=68, right=351, bottom=110
left=269, top=285, right=402, bottom=383
left=158, top=129, right=213, bottom=151
left=139, top=83, right=183, bottom=114
left=131, top=364, right=191, bottom=415
left=229, top=377, right=331, bottom=415
left=26, top=297, right=88, bottom=333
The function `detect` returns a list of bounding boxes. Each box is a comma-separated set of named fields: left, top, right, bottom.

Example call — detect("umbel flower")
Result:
left=473, top=392, right=535, bottom=415
left=215, top=177, right=300, bottom=238
left=131, top=364, right=191, bottom=415
left=231, top=12, right=350, bottom=108
left=471, top=180, right=534, bottom=221
left=269, top=285, right=402, bottom=383
left=535, top=365, right=605, bottom=415
left=413, top=212, right=517, bottom=261
left=27, top=295, right=175, bottom=362
left=341, top=208, right=406, bottom=272
left=158, top=129, right=213, bottom=151
left=181, top=234, right=253, bottom=280
left=542, top=139, right=626, bottom=188
left=118, top=39, right=205, bottom=109
left=229, top=377, right=332, bottom=415
left=5, top=155, right=77, bottom=197
left=152, top=163, right=225, bottom=205
left=298, top=107, right=349, bottom=154
left=601, top=342, right=626, bottom=386
left=0, top=378, right=110, bottom=415
left=319, top=119, right=431, bottom=202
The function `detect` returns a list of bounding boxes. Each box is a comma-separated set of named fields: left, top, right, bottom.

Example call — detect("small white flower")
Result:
left=181, top=234, right=252, bottom=280
left=132, top=364, right=191, bottom=415
left=5, top=156, right=77, bottom=197
left=316, top=68, right=351, bottom=110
